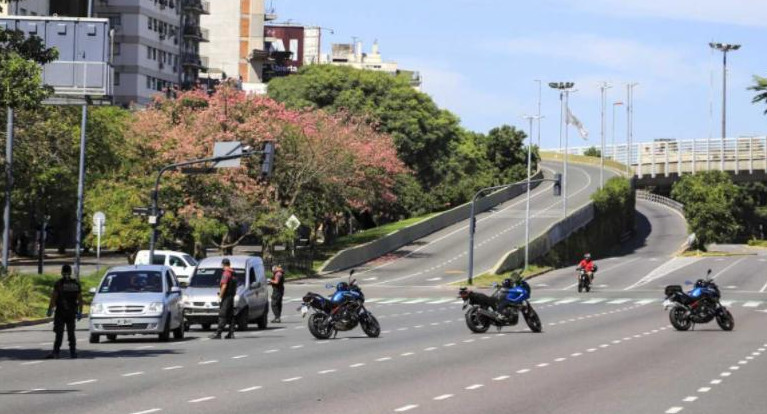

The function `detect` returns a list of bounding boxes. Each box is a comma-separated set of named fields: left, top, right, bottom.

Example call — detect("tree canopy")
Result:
left=0, top=18, right=59, bottom=109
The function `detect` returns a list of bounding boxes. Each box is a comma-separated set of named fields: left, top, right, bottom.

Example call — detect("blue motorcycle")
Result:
left=458, top=276, right=542, bottom=333
left=300, top=270, right=380, bottom=339
left=663, top=269, right=734, bottom=331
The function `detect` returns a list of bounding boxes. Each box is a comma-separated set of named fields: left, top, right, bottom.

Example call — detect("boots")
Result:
left=45, top=351, right=60, bottom=359
left=70, top=348, right=78, bottom=359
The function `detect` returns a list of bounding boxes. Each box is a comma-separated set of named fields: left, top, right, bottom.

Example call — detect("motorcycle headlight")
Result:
left=90, top=303, right=104, bottom=315
left=147, top=302, right=164, bottom=315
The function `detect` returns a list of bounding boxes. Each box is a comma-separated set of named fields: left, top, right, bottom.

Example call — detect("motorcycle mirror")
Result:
left=350, top=278, right=357, bottom=286
left=684, top=280, right=693, bottom=285
left=325, top=283, right=334, bottom=289
left=491, top=282, right=498, bottom=288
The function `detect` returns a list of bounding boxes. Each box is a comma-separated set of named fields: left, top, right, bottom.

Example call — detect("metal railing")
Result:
left=548, top=137, right=767, bottom=178
left=636, top=190, right=684, bottom=213
left=43, top=61, right=112, bottom=97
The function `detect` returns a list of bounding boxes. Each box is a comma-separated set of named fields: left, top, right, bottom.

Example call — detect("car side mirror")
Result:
left=169, top=286, right=182, bottom=294
left=89, top=287, right=97, bottom=294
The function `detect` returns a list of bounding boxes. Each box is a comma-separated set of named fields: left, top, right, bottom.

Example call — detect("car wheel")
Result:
left=237, top=307, right=249, bottom=331
left=257, top=302, right=268, bottom=330
left=89, top=334, right=100, bottom=344
left=106, top=334, right=117, bottom=342
left=173, top=319, right=185, bottom=340
left=158, top=317, right=171, bottom=342
left=201, top=323, right=211, bottom=331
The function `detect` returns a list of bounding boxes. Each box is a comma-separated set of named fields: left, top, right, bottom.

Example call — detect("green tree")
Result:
left=671, top=171, right=746, bottom=250
left=583, top=146, right=602, bottom=157
left=749, top=75, right=767, bottom=114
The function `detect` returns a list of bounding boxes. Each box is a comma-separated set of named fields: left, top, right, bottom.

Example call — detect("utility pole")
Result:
left=549, top=82, right=575, bottom=217
left=522, top=115, right=543, bottom=270
left=709, top=42, right=741, bottom=171
left=599, top=82, right=612, bottom=188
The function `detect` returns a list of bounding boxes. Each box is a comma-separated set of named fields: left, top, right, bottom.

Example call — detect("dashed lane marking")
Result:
left=394, top=405, right=419, bottom=412
left=238, top=386, right=262, bottom=392
left=188, top=396, right=216, bottom=403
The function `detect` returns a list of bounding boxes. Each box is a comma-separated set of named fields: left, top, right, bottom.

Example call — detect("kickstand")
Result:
left=691, top=323, right=696, bottom=331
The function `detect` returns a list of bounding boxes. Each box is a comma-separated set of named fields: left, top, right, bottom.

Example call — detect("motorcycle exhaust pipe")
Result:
left=476, top=308, right=501, bottom=322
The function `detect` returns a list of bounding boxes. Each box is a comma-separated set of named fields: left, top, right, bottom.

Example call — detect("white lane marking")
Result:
left=163, top=365, right=183, bottom=371
left=365, top=298, right=384, bottom=303
left=426, top=277, right=442, bottom=281
left=444, top=343, right=456, bottom=347
left=555, top=358, right=567, bottom=362
left=21, top=361, right=43, bottom=366
left=2, top=346, right=21, bottom=349
left=493, top=375, right=510, bottom=381
left=122, top=371, right=144, bottom=377
left=743, top=301, right=762, bottom=308
left=282, top=377, right=302, bottom=382
left=729, top=366, right=740, bottom=370
left=17, top=388, right=46, bottom=395
left=131, top=409, right=162, bottom=414
left=424, top=347, right=438, bottom=351
left=376, top=357, right=393, bottom=362
left=683, top=396, right=698, bottom=402
left=555, top=297, right=579, bottom=304
left=635, top=299, right=657, bottom=305
left=571, top=353, right=583, bottom=357
left=465, top=384, right=484, bottom=390
left=67, top=379, right=97, bottom=385
left=587, top=348, right=597, bottom=352
left=759, top=278, right=767, bottom=293
left=537, top=363, right=549, bottom=367
left=198, top=360, right=218, bottom=365
left=318, top=369, right=337, bottom=374
left=516, top=369, right=530, bottom=374
left=364, top=277, right=378, bottom=281
left=401, top=352, right=415, bottom=357
left=433, top=394, right=454, bottom=401
left=350, top=363, right=365, bottom=368
left=698, top=387, right=711, bottom=393
left=709, top=257, right=748, bottom=281
left=265, top=349, right=279, bottom=354
left=666, top=407, right=684, bottom=414
left=428, top=298, right=455, bottom=304
left=291, top=345, right=304, bottom=349
left=238, top=386, right=262, bottom=392
left=403, top=298, right=430, bottom=304
left=582, top=298, right=606, bottom=304
left=188, top=396, right=216, bottom=403
left=394, top=405, right=419, bottom=412
left=136, top=345, right=154, bottom=350
left=531, top=298, right=555, bottom=304
left=378, top=298, right=406, bottom=304
left=607, top=298, right=631, bottom=304
left=232, top=355, right=248, bottom=359
left=710, top=379, right=722, bottom=385
left=624, top=257, right=702, bottom=290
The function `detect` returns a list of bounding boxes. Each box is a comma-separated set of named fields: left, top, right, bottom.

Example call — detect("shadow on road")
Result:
left=0, top=346, right=180, bottom=361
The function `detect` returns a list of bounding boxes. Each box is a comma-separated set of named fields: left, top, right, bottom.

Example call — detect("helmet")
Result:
left=502, top=278, right=513, bottom=289
left=584, top=253, right=592, bottom=260
left=336, top=282, right=349, bottom=291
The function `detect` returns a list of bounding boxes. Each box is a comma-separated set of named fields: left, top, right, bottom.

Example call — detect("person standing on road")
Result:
left=268, top=265, right=285, bottom=323
left=210, top=258, right=237, bottom=339
left=45, top=264, right=82, bottom=359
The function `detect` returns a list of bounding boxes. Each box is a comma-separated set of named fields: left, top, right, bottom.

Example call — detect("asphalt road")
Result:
left=339, top=160, right=612, bottom=288
left=3, top=163, right=767, bottom=414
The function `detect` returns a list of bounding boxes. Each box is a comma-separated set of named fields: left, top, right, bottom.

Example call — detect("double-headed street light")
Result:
left=548, top=82, right=575, bottom=217
left=709, top=42, right=741, bottom=170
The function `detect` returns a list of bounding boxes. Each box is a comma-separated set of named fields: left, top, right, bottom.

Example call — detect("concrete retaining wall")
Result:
left=494, top=202, right=595, bottom=274
left=320, top=170, right=545, bottom=273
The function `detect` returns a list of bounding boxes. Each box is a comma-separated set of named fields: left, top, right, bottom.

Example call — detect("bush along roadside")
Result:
left=538, top=177, right=636, bottom=268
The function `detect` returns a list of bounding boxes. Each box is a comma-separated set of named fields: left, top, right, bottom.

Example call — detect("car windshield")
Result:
left=99, top=271, right=163, bottom=293
left=190, top=268, right=246, bottom=288
left=183, top=254, right=198, bottom=266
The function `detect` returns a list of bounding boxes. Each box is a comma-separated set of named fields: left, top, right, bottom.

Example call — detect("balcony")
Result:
left=182, top=53, right=208, bottom=70
left=183, top=25, right=209, bottom=42
left=183, top=0, right=210, bottom=15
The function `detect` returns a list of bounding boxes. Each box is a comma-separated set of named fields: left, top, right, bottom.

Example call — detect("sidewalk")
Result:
left=8, top=250, right=129, bottom=275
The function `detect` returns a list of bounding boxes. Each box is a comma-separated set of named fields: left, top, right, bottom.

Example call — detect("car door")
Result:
left=246, top=264, right=258, bottom=319
left=164, top=270, right=181, bottom=328
left=254, top=262, right=268, bottom=311
left=168, top=255, right=188, bottom=280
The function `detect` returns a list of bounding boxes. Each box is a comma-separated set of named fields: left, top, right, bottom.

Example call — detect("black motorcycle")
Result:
left=300, top=270, right=380, bottom=339
left=576, top=265, right=597, bottom=293
left=458, top=279, right=542, bottom=333
left=664, top=269, right=734, bottom=331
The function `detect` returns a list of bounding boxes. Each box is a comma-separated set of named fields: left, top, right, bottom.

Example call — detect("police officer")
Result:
left=46, top=264, right=82, bottom=359
left=210, top=258, right=236, bottom=339
left=268, top=265, right=285, bottom=323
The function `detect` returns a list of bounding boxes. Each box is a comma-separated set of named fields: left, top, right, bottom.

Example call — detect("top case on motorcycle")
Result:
left=665, top=285, right=683, bottom=297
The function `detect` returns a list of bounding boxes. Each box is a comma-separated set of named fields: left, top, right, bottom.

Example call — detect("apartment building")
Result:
left=200, top=0, right=276, bottom=94
left=329, top=40, right=422, bottom=90
left=0, top=0, right=49, bottom=16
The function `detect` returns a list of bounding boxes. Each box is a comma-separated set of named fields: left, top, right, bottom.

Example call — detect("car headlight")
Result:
left=90, top=303, right=104, bottom=315
left=147, top=302, right=164, bottom=315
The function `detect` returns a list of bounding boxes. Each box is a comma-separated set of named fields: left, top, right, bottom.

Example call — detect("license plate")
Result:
left=116, top=319, right=132, bottom=326
left=300, top=305, right=308, bottom=317
left=662, top=299, right=673, bottom=310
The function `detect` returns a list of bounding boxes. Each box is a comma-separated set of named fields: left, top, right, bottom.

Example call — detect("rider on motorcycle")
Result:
left=577, top=253, right=597, bottom=283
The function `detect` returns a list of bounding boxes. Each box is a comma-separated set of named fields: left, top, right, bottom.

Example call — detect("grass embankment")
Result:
left=0, top=272, right=104, bottom=324
left=540, top=151, right=629, bottom=174
left=680, top=250, right=738, bottom=257
left=312, top=212, right=438, bottom=272
left=747, top=239, right=767, bottom=248
left=454, top=265, right=553, bottom=288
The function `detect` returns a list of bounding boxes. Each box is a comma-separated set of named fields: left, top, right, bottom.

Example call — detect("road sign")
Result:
left=93, top=211, right=106, bottom=225
left=212, top=141, right=243, bottom=168
left=285, top=214, right=300, bottom=231
left=92, top=224, right=105, bottom=235
left=132, top=207, right=150, bottom=216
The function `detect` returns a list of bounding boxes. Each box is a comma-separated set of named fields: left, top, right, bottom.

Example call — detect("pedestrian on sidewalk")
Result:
left=268, top=265, right=285, bottom=323
left=210, top=258, right=237, bottom=339
left=45, top=264, right=82, bottom=359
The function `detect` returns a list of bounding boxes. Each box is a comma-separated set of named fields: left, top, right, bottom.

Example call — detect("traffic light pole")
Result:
left=148, top=143, right=274, bottom=265
left=467, top=175, right=561, bottom=285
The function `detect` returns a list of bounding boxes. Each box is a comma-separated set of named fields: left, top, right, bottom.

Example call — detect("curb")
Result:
left=0, top=313, right=90, bottom=331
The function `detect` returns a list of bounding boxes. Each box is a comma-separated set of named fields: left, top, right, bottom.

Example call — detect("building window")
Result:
left=147, top=17, right=152, bottom=30
left=147, top=46, right=152, bottom=59
left=114, top=43, right=121, bottom=56
left=152, top=48, right=157, bottom=60
left=146, top=75, right=151, bottom=89
left=114, top=72, right=121, bottom=86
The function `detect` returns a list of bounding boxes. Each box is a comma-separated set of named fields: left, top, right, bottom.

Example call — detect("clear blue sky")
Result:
left=271, top=0, right=767, bottom=149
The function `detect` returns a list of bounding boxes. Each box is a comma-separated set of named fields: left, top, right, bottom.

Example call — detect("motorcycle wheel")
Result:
left=669, top=307, right=692, bottom=331
left=585, top=281, right=591, bottom=293
left=577, top=280, right=583, bottom=293
left=523, top=306, right=542, bottom=333
left=465, top=307, right=491, bottom=334
left=307, top=313, right=333, bottom=339
left=361, top=313, right=381, bottom=338
left=716, top=309, right=735, bottom=331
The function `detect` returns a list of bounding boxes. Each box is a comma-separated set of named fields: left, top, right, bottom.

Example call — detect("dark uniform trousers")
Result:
left=271, top=289, right=284, bottom=319
left=216, top=296, right=236, bottom=335
left=53, top=310, right=77, bottom=353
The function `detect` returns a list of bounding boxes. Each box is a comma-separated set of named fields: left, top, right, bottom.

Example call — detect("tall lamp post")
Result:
left=709, top=42, right=741, bottom=171
left=522, top=115, right=543, bottom=270
left=534, top=80, right=542, bottom=147
left=548, top=82, right=575, bottom=217
left=611, top=101, right=623, bottom=160
left=626, top=83, right=638, bottom=175
left=598, top=82, right=612, bottom=189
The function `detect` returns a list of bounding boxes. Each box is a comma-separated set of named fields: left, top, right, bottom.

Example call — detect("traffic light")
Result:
left=261, top=141, right=275, bottom=178
left=553, top=173, right=562, bottom=196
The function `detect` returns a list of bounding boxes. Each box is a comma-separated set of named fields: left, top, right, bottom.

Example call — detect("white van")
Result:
left=134, top=250, right=197, bottom=285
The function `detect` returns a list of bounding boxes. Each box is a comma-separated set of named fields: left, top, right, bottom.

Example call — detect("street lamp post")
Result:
left=611, top=101, right=623, bottom=160
left=599, top=82, right=612, bottom=189
left=709, top=42, right=741, bottom=171
left=626, top=83, right=638, bottom=175
left=522, top=115, right=543, bottom=270
left=549, top=82, right=575, bottom=217
left=534, top=80, right=542, bottom=147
